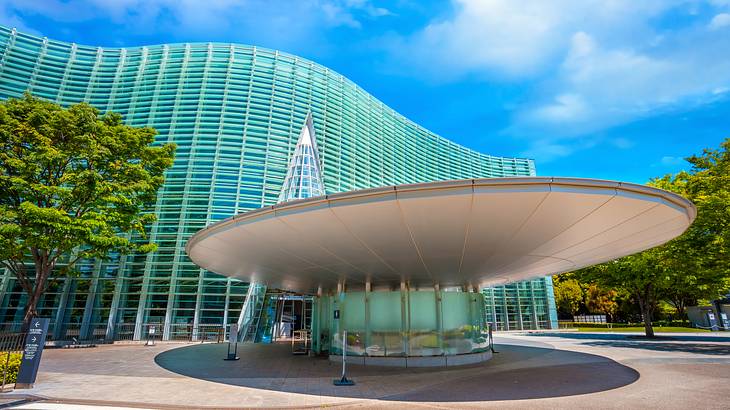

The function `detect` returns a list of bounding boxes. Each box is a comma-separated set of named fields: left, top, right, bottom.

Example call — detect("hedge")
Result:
left=558, top=321, right=695, bottom=329
left=0, top=352, right=22, bottom=384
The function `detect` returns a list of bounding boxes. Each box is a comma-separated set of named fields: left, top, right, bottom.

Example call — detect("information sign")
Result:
left=16, top=317, right=50, bottom=389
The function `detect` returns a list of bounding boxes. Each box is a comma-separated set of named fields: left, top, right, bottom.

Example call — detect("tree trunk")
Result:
left=21, top=261, right=50, bottom=333
left=21, top=297, right=38, bottom=332
left=642, top=305, right=655, bottom=337
left=637, top=287, right=655, bottom=338
left=674, top=303, right=686, bottom=324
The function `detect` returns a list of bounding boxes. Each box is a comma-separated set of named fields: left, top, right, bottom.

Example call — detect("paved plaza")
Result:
left=2, top=332, right=729, bottom=409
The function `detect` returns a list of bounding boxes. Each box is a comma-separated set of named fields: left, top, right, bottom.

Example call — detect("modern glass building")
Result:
left=0, top=26, right=557, bottom=341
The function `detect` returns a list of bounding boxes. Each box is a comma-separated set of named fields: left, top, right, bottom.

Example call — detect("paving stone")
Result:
left=2, top=332, right=726, bottom=409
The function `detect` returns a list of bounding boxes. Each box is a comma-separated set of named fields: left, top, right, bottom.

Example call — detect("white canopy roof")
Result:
left=186, top=177, right=695, bottom=293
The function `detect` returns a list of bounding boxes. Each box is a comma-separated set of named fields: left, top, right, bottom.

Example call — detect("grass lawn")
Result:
left=577, top=326, right=710, bottom=333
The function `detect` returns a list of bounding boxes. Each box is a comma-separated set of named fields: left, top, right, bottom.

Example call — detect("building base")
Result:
left=328, top=350, right=493, bottom=367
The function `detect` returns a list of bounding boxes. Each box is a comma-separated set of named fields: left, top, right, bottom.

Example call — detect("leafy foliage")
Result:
left=584, top=284, right=619, bottom=321
left=0, top=93, right=175, bottom=327
left=0, top=352, right=21, bottom=384
left=568, top=138, right=730, bottom=337
left=553, top=274, right=583, bottom=317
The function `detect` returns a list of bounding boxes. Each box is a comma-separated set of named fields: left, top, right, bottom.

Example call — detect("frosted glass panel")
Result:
left=442, top=292, right=470, bottom=330
left=368, top=291, right=404, bottom=356
left=408, top=291, right=441, bottom=356
left=342, top=292, right=365, bottom=355
left=442, top=291, right=473, bottom=355
left=409, top=291, right=437, bottom=330
left=321, top=288, right=486, bottom=357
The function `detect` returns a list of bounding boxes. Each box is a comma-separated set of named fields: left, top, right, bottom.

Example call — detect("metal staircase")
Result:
left=235, top=287, right=316, bottom=345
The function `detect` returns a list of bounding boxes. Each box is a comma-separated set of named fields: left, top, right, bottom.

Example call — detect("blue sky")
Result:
left=2, top=0, right=729, bottom=183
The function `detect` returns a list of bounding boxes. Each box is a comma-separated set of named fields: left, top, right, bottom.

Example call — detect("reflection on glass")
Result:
left=368, top=291, right=403, bottom=356
left=409, top=291, right=442, bottom=356
left=324, top=288, right=489, bottom=357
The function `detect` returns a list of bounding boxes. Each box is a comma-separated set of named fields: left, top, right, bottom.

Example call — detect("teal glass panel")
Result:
left=367, top=291, right=404, bottom=356
left=441, top=291, right=472, bottom=355
left=408, top=290, right=441, bottom=356
left=341, top=291, right=366, bottom=355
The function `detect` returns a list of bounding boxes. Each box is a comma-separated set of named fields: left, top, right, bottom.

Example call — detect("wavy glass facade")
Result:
left=0, top=26, right=556, bottom=340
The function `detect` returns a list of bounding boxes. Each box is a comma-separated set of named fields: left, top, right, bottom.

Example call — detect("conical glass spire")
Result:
left=277, top=113, right=326, bottom=203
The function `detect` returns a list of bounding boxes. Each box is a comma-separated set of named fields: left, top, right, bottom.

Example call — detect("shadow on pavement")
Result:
left=580, top=341, right=730, bottom=355
left=525, top=332, right=730, bottom=343
left=155, top=342, right=639, bottom=401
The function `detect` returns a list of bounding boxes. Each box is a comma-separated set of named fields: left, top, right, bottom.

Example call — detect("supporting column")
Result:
left=80, top=260, right=102, bottom=340
left=161, top=280, right=176, bottom=341
left=52, top=279, right=73, bottom=340
left=434, top=283, right=443, bottom=354
left=529, top=280, right=539, bottom=329
left=544, top=276, right=559, bottom=329
left=335, top=282, right=344, bottom=354
left=400, top=281, right=409, bottom=356
left=516, top=284, right=524, bottom=330
left=106, top=254, right=128, bottom=340
left=468, top=286, right=476, bottom=347
left=133, top=264, right=153, bottom=341
left=364, top=281, right=371, bottom=355
left=502, top=286, right=509, bottom=331
left=191, top=271, right=205, bottom=341
left=312, top=286, right=322, bottom=354
left=222, top=278, right=231, bottom=329
left=489, top=289, right=498, bottom=329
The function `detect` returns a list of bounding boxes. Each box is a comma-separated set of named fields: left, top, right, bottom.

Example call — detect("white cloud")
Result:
left=0, top=1, right=392, bottom=43
left=660, top=156, right=686, bottom=166
left=0, top=2, right=40, bottom=34
left=3, top=0, right=727, bottom=166
left=530, top=93, right=588, bottom=123
left=709, top=13, right=730, bottom=29
left=380, top=1, right=730, bottom=162
left=389, top=0, right=674, bottom=79
left=520, top=30, right=730, bottom=132
left=321, top=2, right=362, bottom=28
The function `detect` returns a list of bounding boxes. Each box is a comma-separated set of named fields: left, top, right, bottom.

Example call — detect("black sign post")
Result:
left=16, top=317, right=50, bottom=389
left=224, top=323, right=240, bottom=360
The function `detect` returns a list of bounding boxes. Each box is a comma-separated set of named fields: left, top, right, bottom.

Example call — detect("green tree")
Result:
left=0, top=94, right=175, bottom=329
left=574, top=138, right=730, bottom=337
left=553, top=274, right=583, bottom=318
left=576, top=250, right=668, bottom=337
left=584, top=284, right=619, bottom=321
left=650, top=139, right=730, bottom=318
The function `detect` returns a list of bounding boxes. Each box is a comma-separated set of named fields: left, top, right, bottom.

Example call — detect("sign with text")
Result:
left=16, top=317, right=50, bottom=388
left=229, top=324, right=238, bottom=343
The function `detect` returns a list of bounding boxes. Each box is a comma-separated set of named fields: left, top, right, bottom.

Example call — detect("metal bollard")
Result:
left=333, top=330, right=354, bottom=386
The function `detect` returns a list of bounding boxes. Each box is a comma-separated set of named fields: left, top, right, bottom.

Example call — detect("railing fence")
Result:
left=0, top=332, right=25, bottom=392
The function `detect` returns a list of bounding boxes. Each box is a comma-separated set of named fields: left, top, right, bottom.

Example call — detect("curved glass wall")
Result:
left=0, top=25, right=554, bottom=340
left=315, top=288, right=489, bottom=357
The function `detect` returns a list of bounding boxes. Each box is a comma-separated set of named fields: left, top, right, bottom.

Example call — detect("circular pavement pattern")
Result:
left=154, top=339, right=639, bottom=401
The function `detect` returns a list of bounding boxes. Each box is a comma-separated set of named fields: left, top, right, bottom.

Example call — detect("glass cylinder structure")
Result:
left=312, top=286, right=490, bottom=362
